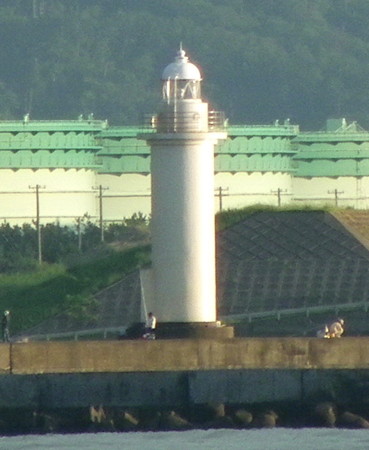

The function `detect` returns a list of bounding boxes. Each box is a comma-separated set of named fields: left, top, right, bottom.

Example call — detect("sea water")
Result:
left=1, top=428, right=369, bottom=450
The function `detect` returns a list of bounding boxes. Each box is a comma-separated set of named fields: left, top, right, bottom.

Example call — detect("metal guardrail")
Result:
left=142, top=111, right=226, bottom=133
left=299, top=130, right=368, bottom=136
left=15, top=326, right=127, bottom=342
left=208, top=111, right=226, bottom=130
left=220, top=301, right=369, bottom=323
left=296, top=133, right=369, bottom=141
left=0, top=120, right=106, bottom=131
left=17, top=302, right=369, bottom=341
left=229, top=124, right=299, bottom=132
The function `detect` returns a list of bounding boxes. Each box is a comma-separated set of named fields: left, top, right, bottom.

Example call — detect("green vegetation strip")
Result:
left=0, top=245, right=150, bottom=334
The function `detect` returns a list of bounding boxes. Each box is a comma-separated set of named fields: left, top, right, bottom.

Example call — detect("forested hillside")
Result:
left=1, top=0, right=369, bottom=130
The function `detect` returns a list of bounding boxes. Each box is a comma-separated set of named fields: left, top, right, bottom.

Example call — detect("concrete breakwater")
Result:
left=0, top=338, right=369, bottom=410
left=0, top=338, right=368, bottom=432
left=6, top=336, right=369, bottom=374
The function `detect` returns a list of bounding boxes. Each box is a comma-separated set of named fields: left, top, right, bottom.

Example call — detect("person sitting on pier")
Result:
left=328, top=318, right=344, bottom=338
left=143, top=312, right=157, bottom=340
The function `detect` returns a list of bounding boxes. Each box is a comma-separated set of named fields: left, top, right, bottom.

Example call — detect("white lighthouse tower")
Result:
left=143, top=47, right=232, bottom=337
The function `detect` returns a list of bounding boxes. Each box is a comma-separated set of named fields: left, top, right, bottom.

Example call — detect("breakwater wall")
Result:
left=1, top=337, right=369, bottom=409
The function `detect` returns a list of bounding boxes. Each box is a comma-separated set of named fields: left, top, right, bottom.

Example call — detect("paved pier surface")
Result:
left=1, top=337, right=369, bottom=374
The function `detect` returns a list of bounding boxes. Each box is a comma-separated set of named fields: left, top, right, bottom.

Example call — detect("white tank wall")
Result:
left=0, top=169, right=97, bottom=225
left=95, top=173, right=151, bottom=221
left=96, top=170, right=295, bottom=219
left=214, top=172, right=293, bottom=211
left=150, top=136, right=222, bottom=323
left=292, top=176, right=369, bottom=209
left=5, top=169, right=369, bottom=227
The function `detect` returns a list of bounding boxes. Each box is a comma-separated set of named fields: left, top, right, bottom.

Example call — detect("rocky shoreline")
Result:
left=0, top=401, right=369, bottom=435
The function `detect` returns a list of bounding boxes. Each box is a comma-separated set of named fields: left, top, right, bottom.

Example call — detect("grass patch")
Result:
left=215, top=203, right=338, bottom=231
left=1, top=245, right=151, bottom=334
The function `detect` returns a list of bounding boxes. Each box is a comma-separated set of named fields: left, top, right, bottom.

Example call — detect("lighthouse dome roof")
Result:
left=162, top=48, right=201, bottom=81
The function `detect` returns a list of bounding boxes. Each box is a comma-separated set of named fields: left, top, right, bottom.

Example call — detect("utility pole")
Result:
left=328, top=189, right=344, bottom=207
left=32, top=0, right=45, bottom=19
left=76, top=217, right=82, bottom=251
left=29, top=184, right=45, bottom=264
left=32, top=0, right=38, bottom=18
left=215, top=186, right=229, bottom=211
left=271, top=188, right=287, bottom=207
left=75, top=214, right=90, bottom=251
left=92, top=185, right=108, bottom=242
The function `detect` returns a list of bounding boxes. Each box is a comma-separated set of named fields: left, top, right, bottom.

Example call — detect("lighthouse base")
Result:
left=156, top=322, right=234, bottom=339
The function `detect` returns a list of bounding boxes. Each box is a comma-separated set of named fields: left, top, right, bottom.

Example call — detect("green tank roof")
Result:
left=0, top=119, right=106, bottom=132
left=227, top=124, right=299, bottom=137
left=96, top=125, right=298, bottom=174
left=293, top=121, right=369, bottom=177
left=0, top=118, right=369, bottom=177
left=0, top=120, right=104, bottom=169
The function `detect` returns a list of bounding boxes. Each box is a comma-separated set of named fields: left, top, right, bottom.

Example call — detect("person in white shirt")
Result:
left=328, top=318, right=344, bottom=338
left=143, top=312, right=157, bottom=339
